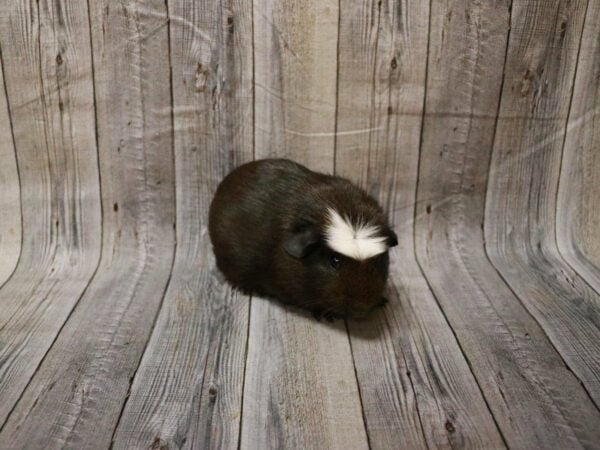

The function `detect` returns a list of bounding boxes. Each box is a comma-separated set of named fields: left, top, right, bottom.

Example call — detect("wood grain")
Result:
left=0, top=55, right=21, bottom=287
left=111, top=0, right=254, bottom=448
left=0, top=0, right=598, bottom=446
left=0, top=1, right=176, bottom=447
left=485, top=0, right=600, bottom=407
left=336, top=1, right=505, bottom=448
left=253, top=0, right=338, bottom=169
left=241, top=1, right=369, bottom=448
left=242, top=306, right=368, bottom=449
left=557, top=1, right=600, bottom=290
left=0, top=0, right=102, bottom=427
left=415, top=0, right=600, bottom=447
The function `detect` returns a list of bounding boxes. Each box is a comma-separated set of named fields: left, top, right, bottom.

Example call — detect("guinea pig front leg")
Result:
left=311, top=308, right=337, bottom=322
left=311, top=308, right=325, bottom=321
left=322, top=311, right=337, bottom=322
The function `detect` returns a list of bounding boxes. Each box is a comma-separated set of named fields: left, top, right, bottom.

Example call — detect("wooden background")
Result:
left=0, top=0, right=598, bottom=448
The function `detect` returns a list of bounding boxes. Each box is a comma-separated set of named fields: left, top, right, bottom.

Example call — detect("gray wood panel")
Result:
left=0, top=0, right=598, bottom=447
left=0, top=0, right=102, bottom=428
left=0, top=1, right=176, bottom=447
left=253, top=0, right=339, bottom=170
left=336, top=0, right=505, bottom=448
left=111, top=0, right=254, bottom=448
left=0, top=56, right=21, bottom=287
left=557, top=1, right=600, bottom=290
left=415, top=0, right=600, bottom=447
left=240, top=1, right=369, bottom=448
left=485, top=0, right=600, bottom=406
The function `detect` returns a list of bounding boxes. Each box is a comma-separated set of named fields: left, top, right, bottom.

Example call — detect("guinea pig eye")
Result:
left=330, top=253, right=342, bottom=269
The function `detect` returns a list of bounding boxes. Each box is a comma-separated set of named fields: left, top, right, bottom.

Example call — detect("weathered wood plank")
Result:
left=557, top=1, right=600, bottom=290
left=415, top=0, right=600, bottom=447
left=253, top=0, right=338, bottom=170
left=242, top=306, right=368, bottom=449
left=485, top=0, right=600, bottom=406
left=0, top=56, right=21, bottom=287
left=336, top=1, right=505, bottom=448
left=0, top=1, right=176, bottom=447
left=0, top=0, right=102, bottom=427
left=111, top=0, right=254, bottom=448
left=240, top=1, right=368, bottom=448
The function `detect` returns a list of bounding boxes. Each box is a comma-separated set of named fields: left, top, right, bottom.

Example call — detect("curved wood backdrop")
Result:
left=0, top=0, right=598, bottom=448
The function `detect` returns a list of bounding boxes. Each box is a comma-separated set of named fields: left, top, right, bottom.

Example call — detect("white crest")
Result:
left=324, top=208, right=387, bottom=260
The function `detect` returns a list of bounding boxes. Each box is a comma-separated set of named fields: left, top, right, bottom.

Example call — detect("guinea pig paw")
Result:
left=323, top=312, right=337, bottom=322
left=311, top=310, right=324, bottom=321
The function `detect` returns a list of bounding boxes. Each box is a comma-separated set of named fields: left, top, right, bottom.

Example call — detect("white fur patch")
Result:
left=324, top=208, right=387, bottom=260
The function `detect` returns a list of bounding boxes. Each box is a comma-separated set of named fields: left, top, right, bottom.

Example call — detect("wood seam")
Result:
left=0, top=42, right=24, bottom=293
left=482, top=0, right=600, bottom=412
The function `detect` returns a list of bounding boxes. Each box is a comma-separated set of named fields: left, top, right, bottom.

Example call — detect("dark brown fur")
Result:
left=208, top=159, right=397, bottom=320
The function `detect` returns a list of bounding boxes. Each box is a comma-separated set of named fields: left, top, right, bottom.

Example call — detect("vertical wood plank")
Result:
left=557, top=2, right=600, bottom=290
left=241, top=1, right=369, bottom=448
left=0, top=1, right=177, bottom=447
left=0, top=56, right=21, bottom=286
left=415, top=0, right=600, bottom=447
left=253, top=0, right=338, bottom=169
left=111, top=0, right=254, bottom=448
left=336, top=0, right=505, bottom=448
left=485, top=0, right=600, bottom=405
left=0, top=0, right=102, bottom=427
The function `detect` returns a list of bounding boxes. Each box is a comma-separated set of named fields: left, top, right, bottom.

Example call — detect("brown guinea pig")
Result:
left=208, top=158, right=397, bottom=320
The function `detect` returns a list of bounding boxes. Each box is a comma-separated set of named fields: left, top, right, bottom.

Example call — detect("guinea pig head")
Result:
left=283, top=208, right=398, bottom=319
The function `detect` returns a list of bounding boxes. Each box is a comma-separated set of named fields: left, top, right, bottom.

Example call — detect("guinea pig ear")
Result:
left=385, top=228, right=398, bottom=248
left=284, top=225, right=320, bottom=258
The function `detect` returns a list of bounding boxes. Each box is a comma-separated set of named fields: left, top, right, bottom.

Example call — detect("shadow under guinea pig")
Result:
left=244, top=289, right=391, bottom=341
left=210, top=249, right=393, bottom=340
left=208, top=159, right=398, bottom=327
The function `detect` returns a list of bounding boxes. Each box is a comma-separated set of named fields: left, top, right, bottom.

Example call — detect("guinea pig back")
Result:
left=208, top=158, right=397, bottom=320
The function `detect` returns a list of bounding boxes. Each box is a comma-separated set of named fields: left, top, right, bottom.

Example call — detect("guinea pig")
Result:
left=208, top=158, right=398, bottom=320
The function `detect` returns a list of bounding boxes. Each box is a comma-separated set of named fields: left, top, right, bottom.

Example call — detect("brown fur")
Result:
left=208, top=159, right=397, bottom=320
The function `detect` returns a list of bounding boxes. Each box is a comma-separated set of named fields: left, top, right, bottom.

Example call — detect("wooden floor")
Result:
left=0, top=0, right=599, bottom=448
